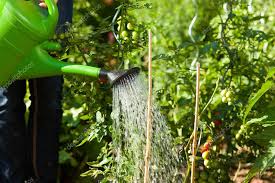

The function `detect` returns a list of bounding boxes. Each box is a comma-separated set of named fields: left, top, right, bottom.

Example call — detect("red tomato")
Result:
left=107, top=32, right=115, bottom=44
left=103, top=0, right=113, bottom=6
left=214, top=119, right=222, bottom=126
left=200, top=142, right=211, bottom=153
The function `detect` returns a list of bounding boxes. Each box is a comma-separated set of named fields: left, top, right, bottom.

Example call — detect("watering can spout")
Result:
left=99, top=67, right=140, bottom=86
left=18, top=44, right=101, bottom=82
left=15, top=43, right=140, bottom=87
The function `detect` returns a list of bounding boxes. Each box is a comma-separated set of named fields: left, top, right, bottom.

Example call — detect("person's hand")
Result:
left=39, top=0, right=58, bottom=8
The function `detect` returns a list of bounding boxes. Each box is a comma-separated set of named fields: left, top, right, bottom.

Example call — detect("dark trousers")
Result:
left=0, top=78, right=63, bottom=183
left=0, top=0, right=73, bottom=182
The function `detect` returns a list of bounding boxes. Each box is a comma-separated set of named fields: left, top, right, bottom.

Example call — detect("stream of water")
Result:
left=111, top=73, right=180, bottom=183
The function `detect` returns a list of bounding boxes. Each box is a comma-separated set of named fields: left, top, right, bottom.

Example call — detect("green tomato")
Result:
left=212, top=145, right=217, bottom=152
left=225, top=90, right=232, bottom=98
left=127, top=23, right=134, bottom=30
left=202, top=151, right=210, bottom=160
left=204, top=159, right=210, bottom=168
left=235, top=133, right=241, bottom=140
left=59, top=33, right=65, bottom=39
left=240, top=125, right=246, bottom=131
left=221, top=89, right=227, bottom=96
left=121, top=30, right=128, bottom=37
left=121, top=31, right=128, bottom=40
left=132, top=31, right=139, bottom=40
left=222, top=96, right=228, bottom=103
left=117, top=25, right=121, bottom=32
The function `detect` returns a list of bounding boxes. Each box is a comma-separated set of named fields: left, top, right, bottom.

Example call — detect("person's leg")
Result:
left=0, top=81, right=27, bottom=183
left=28, top=77, right=63, bottom=182
left=28, top=0, right=73, bottom=182
left=56, top=0, right=73, bottom=34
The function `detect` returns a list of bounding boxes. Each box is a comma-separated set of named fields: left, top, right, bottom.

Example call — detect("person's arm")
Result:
left=39, top=0, right=58, bottom=8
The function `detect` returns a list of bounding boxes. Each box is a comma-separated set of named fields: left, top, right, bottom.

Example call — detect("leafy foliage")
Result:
left=56, top=0, right=275, bottom=182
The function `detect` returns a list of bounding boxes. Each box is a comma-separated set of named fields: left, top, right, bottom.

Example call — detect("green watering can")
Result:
left=0, top=0, right=139, bottom=87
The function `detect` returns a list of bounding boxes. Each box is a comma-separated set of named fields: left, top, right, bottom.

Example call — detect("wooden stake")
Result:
left=191, top=63, right=200, bottom=183
left=144, top=30, right=153, bottom=183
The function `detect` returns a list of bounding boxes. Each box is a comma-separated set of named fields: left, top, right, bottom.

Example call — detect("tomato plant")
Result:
left=55, top=0, right=275, bottom=182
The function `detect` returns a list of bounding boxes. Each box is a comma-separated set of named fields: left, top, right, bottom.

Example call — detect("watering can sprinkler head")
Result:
left=99, top=67, right=140, bottom=86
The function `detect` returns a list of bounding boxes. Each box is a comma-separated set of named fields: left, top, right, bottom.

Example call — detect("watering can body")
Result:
left=0, top=0, right=101, bottom=87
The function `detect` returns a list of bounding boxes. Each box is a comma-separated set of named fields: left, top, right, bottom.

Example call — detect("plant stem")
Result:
left=233, top=161, right=241, bottom=181
left=183, top=165, right=191, bottom=183
left=183, top=132, right=193, bottom=183
left=191, top=63, right=200, bottom=183
left=144, top=30, right=153, bottom=183
left=200, top=77, right=219, bottom=117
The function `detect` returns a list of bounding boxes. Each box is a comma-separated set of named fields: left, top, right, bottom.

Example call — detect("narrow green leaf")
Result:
left=243, top=80, right=273, bottom=122
left=80, top=114, right=90, bottom=120
left=246, top=115, right=268, bottom=125
left=77, top=136, right=88, bottom=147
left=80, top=168, right=104, bottom=177
left=87, top=157, right=112, bottom=168
left=80, top=169, right=94, bottom=177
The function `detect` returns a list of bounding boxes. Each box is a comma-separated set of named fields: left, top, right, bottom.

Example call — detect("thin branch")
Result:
left=200, top=77, right=220, bottom=117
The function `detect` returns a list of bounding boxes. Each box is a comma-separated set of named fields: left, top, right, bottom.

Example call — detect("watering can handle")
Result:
left=44, top=0, right=59, bottom=34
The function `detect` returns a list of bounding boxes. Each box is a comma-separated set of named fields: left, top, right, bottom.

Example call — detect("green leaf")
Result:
left=253, top=126, right=275, bottom=146
left=80, top=168, right=104, bottom=177
left=244, top=140, right=275, bottom=183
left=248, top=16, right=268, bottom=22
left=86, top=157, right=112, bottom=168
left=266, top=67, right=275, bottom=80
left=152, top=54, right=173, bottom=61
left=80, top=169, right=94, bottom=177
left=243, top=80, right=273, bottom=122
left=246, top=115, right=268, bottom=125
left=80, top=114, right=90, bottom=120
left=77, top=136, right=88, bottom=147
